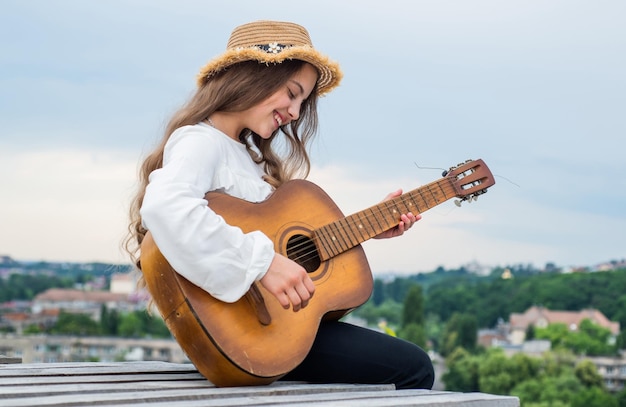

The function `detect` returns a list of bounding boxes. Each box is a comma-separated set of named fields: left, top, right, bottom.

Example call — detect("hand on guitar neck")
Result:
left=259, top=188, right=420, bottom=312
left=373, top=189, right=422, bottom=239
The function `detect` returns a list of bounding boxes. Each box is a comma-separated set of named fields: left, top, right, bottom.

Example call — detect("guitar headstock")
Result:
left=445, top=159, right=495, bottom=204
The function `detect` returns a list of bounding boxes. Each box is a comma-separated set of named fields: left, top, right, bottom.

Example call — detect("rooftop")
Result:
left=510, top=305, right=620, bottom=335
left=33, top=288, right=128, bottom=303
left=0, top=360, right=520, bottom=406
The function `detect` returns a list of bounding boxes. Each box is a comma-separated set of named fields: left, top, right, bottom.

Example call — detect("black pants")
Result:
left=282, top=321, right=435, bottom=390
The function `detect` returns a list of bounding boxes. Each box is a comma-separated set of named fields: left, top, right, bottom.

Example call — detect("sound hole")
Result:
left=286, top=234, right=321, bottom=273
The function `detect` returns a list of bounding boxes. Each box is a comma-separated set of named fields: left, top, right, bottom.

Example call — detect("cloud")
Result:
left=0, top=146, right=138, bottom=264
left=1, top=0, right=624, bottom=273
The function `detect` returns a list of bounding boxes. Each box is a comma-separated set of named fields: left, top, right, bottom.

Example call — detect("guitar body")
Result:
left=140, top=180, right=373, bottom=387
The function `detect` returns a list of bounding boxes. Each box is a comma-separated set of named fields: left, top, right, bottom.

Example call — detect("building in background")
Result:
left=0, top=334, right=187, bottom=364
left=508, top=306, right=620, bottom=345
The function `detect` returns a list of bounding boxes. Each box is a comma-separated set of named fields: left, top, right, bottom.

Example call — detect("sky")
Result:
left=1, top=0, right=625, bottom=275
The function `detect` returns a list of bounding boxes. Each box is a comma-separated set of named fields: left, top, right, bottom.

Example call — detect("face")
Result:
left=243, top=63, right=318, bottom=139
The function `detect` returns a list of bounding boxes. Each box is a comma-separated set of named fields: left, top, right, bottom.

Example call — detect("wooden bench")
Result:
left=0, top=361, right=519, bottom=406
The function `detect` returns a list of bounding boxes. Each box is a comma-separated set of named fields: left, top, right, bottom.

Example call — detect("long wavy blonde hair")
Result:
left=124, top=60, right=319, bottom=276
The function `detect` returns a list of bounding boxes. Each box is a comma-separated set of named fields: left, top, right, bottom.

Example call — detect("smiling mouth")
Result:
left=274, top=112, right=283, bottom=127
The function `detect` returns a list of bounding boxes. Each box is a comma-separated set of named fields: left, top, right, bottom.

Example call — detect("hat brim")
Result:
left=196, top=46, right=342, bottom=96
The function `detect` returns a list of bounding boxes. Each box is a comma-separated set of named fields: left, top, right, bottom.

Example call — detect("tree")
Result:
left=372, top=279, right=384, bottom=306
left=617, top=330, right=626, bottom=351
left=118, top=311, right=170, bottom=338
left=478, top=349, right=516, bottom=395
left=0, top=273, right=72, bottom=301
left=536, top=320, right=615, bottom=356
left=534, top=373, right=583, bottom=406
left=424, top=314, right=443, bottom=351
left=440, top=313, right=477, bottom=356
left=575, top=359, right=604, bottom=388
left=525, top=324, right=535, bottom=341
left=402, top=285, right=424, bottom=326
left=100, top=305, right=120, bottom=336
left=616, top=388, right=626, bottom=407
left=22, top=325, right=41, bottom=334
left=571, top=387, right=618, bottom=407
left=478, top=350, right=541, bottom=396
left=51, top=312, right=100, bottom=336
left=385, top=277, right=416, bottom=302
left=352, top=299, right=402, bottom=327
left=535, top=323, right=569, bottom=348
left=612, top=295, right=626, bottom=330
left=441, top=347, right=480, bottom=392
left=399, top=323, right=427, bottom=348
left=507, top=352, right=584, bottom=406
left=509, top=379, right=543, bottom=405
left=118, top=312, right=143, bottom=338
left=136, top=311, right=170, bottom=338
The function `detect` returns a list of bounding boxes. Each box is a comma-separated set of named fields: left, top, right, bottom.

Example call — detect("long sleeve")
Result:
left=140, top=124, right=275, bottom=303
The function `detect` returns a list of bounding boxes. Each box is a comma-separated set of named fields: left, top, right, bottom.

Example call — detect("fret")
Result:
left=417, top=187, right=428, bottom=210
left=366, top=207, right=385, bottom=236
left=382, top=201, right=398, bottom=225
left=328, top=222, right=349, bottom=253
left=426, top=184, right=440, bottom=204
left=359, top=208, right=380, bottom=240
left=437, top=180, right=448, bottom=200
left=315, top=226, right=338, bottom=260
left=397, top=195, right=415, bottom=214
left=332, top=218, right=350, bottom=249
left=339, top=216, right=360, bottom=247
left=350, top=212, right=370, bottom=241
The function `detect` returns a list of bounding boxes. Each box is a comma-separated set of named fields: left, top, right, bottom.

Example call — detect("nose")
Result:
left=287, top=100, right=301, bottom=121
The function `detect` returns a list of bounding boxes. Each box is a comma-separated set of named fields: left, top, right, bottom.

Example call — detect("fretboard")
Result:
left=313, top=177, right=456, bottom=261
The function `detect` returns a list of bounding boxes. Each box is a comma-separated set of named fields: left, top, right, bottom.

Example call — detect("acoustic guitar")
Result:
left=140, top=158, right=495, bottom=387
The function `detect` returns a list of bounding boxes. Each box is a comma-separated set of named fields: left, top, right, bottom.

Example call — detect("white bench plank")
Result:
left=0, top=362, right=519, bottom=407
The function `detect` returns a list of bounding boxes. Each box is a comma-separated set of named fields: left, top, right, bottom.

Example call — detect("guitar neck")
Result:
left=313, top=177, right=456, bottom=261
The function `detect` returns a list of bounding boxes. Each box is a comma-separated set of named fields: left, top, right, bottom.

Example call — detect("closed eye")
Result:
left=288, top=79, right=305, bottom=98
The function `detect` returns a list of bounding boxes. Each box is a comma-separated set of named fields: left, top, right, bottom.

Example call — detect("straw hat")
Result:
left=197, top=20, right=342, bottom=96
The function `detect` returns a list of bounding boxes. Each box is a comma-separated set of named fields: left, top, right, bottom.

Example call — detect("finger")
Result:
left=407, top=216, right=414, bottom=228
left=395, top=221, right=406, bottom=236
left=285, top=289, right=302, bottom=312
left=276, top=291, right=291, bottom=310
left=404, top=213, right=414, bottom=224
left=304, top=276, right=316, bottom=297
left=400, top=215, right=410, bottom=228
left=382, top=189, right=402, bottom=202
left=294, top=283, right=313, bottom=310
left=402, top=213, right=418, bottom=228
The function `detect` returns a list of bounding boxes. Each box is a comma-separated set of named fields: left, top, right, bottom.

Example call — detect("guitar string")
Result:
left=289, top=181, right=456, bottom=262
left=286, top=189, right=450, bottom=265
left=286, top=173, right=490, bottom=265
left=284, top=181, right=463, bottom=265
left=282, top=164, right=490, bottom=264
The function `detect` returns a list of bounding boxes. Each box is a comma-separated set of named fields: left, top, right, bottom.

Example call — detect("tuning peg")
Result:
left=454, top=199, right=462, bottom=207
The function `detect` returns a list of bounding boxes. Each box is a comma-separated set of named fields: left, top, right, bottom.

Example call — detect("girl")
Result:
left=126, top=20, right=434, bottom=390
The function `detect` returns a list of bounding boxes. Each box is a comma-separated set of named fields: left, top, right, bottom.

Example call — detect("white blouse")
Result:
left=140, top=122, right=275, bottom=303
